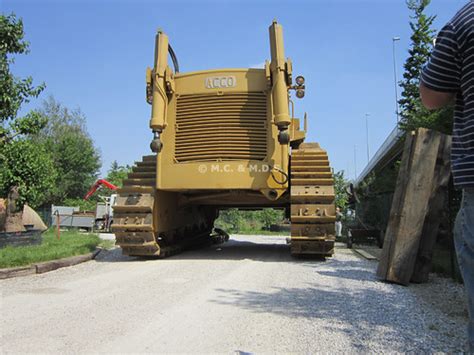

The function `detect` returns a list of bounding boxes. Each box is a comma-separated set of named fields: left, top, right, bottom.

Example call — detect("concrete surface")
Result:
left=0, top=235, right=467, bottom=353
left=98, top=232, right=115, bottom=241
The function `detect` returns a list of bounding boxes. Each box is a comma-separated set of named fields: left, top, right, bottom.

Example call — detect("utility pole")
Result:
left=354, top=145, right=357, bottom=180
left=365, top=113, right=370, bottom=164
left=393, top=36, right=400, bottom=123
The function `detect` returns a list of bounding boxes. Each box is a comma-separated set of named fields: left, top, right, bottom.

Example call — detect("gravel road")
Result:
left=0, top=235, right=468, bottom=353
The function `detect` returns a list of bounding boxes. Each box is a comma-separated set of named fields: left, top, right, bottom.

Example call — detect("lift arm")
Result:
left=84, top=179, right=118, bottom=200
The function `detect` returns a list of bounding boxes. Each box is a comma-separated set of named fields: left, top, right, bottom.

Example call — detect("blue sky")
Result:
left=2, top=0, right=467, bottom=179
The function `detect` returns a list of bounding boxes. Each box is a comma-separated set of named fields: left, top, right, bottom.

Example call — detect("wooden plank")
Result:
left=0, top=266, right=36, bottom=280
left=0, top=249, right=102, bottom=279
left=354, top=248, right=378, bottom=260
left=377, top=128, right=442, bottom=285
left=411, top=134, right=452, bottom=283
left=35, top=249, right=101, bottom=274
left=377, top=131, right=415, bottom=278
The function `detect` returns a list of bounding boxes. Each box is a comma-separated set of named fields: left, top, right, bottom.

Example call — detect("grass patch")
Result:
left=98, top=239, right=116, bottom=250
left=0, top=229, right=101, bottom=269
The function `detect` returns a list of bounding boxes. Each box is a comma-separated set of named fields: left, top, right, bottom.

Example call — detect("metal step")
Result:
left=291, top=178, right=334, bottom=186
left=121, top=245, right=160, bottom=256
left=113, top=205, right=153, bottom=213
left=132, top=166, right=156, bottom=173
left=116, top=186, right=154, bottom=194
left=290, top=160, right=330, bottom=167
left=142, top=155, right=157, bottom=162
left=112, top=224, right=154, bottom=232
left=291, top=215, right=336, bottom=223
left=135, top=161, right=157, bottom=167
left=290, top=240, right=335, bottom=256
left=127, top=172, right=156, bottom=179
left=291, top=172, right=333, bottom=178
left=122, top=178, right=156, bottom=186
left=290, top=166, right=332, bottom=172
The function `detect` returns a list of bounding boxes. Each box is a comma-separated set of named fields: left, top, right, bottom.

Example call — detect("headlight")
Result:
left=295, top=76, right=305, bottom=86
left=296, top=89, right=305, bottom=98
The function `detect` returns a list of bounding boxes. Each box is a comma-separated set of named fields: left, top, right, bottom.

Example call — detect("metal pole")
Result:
left=354, top=145, right=357, bottom=180
left=393, top=37, right=400, bottom=123
left=54, top=210, right=60, bottom=240
left=365, top=113, right=370, bottom=164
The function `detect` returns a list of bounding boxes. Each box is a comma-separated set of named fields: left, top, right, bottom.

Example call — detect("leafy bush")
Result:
left=215, top=209, right=285, bottom=234
left=34, top=96, right=101, bottom=205
left=0, top=139, right=56, bottom=208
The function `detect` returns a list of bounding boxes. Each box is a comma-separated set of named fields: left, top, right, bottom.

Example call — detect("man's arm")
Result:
left=419, top=23, right=460, bottom=109
left=420, top=82, right=456, bottom=110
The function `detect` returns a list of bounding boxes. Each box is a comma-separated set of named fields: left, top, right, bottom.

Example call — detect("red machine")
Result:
left=84, top=179, right=119, bottom=232
left=84, top=179, right=118, bottom=200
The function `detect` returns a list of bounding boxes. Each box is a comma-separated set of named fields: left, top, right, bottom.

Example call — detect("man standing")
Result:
left=420, top=1, right=474, bottom=350
left=335, top=207, right=343, bottom=238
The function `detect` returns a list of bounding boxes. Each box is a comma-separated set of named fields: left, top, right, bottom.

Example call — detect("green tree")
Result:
left=258, top=209, right=284, bottom=230
left=334, top=170, right=349, bottom=211
left=34, top=96, right=101, bottom=204
left=0, top=14, right=46, bottom=143
left=216, top=209, right=244, bottom=233
left=0, top=140, right=56, bottom=208
left=215, top=208, right=284, bottom=233
left=398, top=0, right=453, bottom=134
left=106, top=161, right=131, bottom=188
left=0, top=14, right=54, bottom=208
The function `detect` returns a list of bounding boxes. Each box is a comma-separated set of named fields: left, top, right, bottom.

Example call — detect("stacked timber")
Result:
left=376, top=128, right=452, bottom=285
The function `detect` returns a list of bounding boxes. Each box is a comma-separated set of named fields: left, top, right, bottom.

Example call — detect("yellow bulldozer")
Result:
left=112, top=21, right=336, bottom=257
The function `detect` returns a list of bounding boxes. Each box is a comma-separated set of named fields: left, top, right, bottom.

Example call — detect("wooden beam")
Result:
left=377, top=128, right=442, bottom=285
left=377, top=131, right=416, bottom=280
left=411, top=134, right=452, bottom=283
left=35, top=249, right=101, bottom=274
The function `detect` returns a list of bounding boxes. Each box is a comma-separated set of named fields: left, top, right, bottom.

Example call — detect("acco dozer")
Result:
left=112, top=21, right=336, bottom=258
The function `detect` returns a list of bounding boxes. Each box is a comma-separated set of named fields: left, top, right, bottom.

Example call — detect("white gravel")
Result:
left=98, top=232, right=115, bottom=241
left=0, top=234, right=468, bottom=353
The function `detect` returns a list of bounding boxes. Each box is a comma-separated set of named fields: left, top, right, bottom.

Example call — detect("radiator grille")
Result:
left=174, top=92, right=268, bottom=162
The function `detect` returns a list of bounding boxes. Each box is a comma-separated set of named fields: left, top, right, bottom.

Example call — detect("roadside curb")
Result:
left=0, top=248, right=102, bottom=280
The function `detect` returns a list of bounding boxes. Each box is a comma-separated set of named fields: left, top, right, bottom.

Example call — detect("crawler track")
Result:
left=112, top=155, right=214, bottom=257
left=111, top=156, right=163, bottom=256
left=113, top=150, right=335, bottom=258
left=290, top=143, right=336, bottom=256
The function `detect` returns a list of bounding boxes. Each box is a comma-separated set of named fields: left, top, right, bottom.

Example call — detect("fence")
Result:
left=36, top=206, right=52, bottom=228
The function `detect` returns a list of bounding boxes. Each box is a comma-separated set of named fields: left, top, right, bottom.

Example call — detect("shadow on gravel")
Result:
left=214, top=286, right=406, bottom=351
left=166, top=239, right=330, bottom=263
left=94, top=248, right=144, bottom=263
left=313, top=261, right=378, bottom=282
left=167, top=239, right=294, bottom=262
left=96, top=239, right=328, bottom=263
left=210, top=256, right=459, bottom=353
